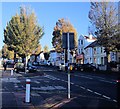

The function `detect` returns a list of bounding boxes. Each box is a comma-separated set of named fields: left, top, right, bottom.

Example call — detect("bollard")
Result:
left=11, top=69, right=13, bottom=76
left=25, top=79, right=31, bottom=103
left=117, top=79, right=120, bottom=108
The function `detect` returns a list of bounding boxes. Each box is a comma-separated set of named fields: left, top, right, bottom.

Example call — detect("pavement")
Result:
left=0, top=66, right=119, bottom=109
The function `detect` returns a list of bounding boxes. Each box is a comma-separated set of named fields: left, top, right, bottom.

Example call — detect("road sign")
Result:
left=62, top=32, right=75, bottom=50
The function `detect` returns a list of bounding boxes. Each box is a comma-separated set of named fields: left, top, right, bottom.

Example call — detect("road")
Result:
left=0, top=65, right=119, bottom=109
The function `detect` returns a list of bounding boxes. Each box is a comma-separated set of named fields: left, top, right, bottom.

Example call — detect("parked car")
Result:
left=59, top=63, right=65, bottom=71
left=14, top=61, right=25, bottom=73
left=76, top=64, right=98, bottom=72
left=32, top=62, right=39, bottom=66
left=6, top=59, right=14, bottom=65
left=27, top=62, right=38, bottom=73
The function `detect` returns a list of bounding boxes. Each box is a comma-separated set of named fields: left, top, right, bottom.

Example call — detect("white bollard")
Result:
left=25, top=79, right=31, bottom=103
left=11, top=69, right=13, bottom=76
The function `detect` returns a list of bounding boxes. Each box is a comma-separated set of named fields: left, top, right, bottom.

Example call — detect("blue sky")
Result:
left=1, top=2, right=91, bottom=50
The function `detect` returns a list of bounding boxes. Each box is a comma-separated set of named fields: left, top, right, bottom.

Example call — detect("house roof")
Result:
left=50, top=50, right=56, bottom=53
left=84, top=40, right=100, bottom=49
left=84, top=35, right=97, bottom=40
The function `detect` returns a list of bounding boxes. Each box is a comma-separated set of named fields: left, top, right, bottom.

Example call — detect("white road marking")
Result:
left=80, top=86, right=85, bottom=90
left=71, top=82, right=74, bottom=85
left=81, top=76, right=93, bottom=80
left=75, top=74, right=116, bottom=84
left=14, top=85, right=18, bottom=88
left=100, top=80, right=116, bottom=84
left=54, top=86, right=66, bottom=90
left=102, top=95, right=111, bottom=100
left=32, top=86, right=66, bottom=91
left=74, top=75, right=93, bottom=80
left=113, top=99, right=117, bottom=102
left=2, top=78, right=20, bottom=83
left=87, top=89, right=93, bottom=93
left=31, top=93, right=40, bottom=96
left=34, top=80, right=40, bottom=84
left=75, top=84, right=79, bottom=87
left=94, top=92, right=102, bottom=96
left=44, top=75, right=59, bottom=80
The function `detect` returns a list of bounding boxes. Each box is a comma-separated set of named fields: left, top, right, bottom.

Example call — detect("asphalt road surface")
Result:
left=0, top=65, right=119, bottom=109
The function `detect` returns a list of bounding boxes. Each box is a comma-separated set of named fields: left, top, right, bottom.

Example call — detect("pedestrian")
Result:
left=3, top=61, right=7, bottom=72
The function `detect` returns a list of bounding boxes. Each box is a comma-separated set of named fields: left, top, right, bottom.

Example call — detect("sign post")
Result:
left=67, top=32, right=70, bottom=99
left=62, top=32, right=74, bottom=99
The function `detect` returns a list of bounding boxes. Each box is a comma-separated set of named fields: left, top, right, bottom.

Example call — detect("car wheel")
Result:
left=80, top=68, right=83, bottom=71
left=93, top=69, right=96, bottom=72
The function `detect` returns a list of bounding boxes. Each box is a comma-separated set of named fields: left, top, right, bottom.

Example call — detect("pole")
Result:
left=67, top=32, right=70, bottom=99
left=25, top=79, right=31, bottom=103
left=11, top=69, right=13, bottom=76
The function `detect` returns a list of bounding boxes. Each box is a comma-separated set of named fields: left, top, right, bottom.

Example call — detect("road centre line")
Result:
left=74, top=74, right=116, bottom=84
left=99, top=80, right=116, bottom=84
left=82, top=75, right=116, bottom=83
left=94, top=92, right=102, bottom=96
left=87, top=89, right=93, bottom=92
left=55, top=77, right=116, bottom=102
left=80, top=86, right=86, bottom=90
left=74, top=74, right=93, bottom=80
left=113, top=99, right=117, bottom=103
left=45, top=75, right=116, bottom=102
left=102, top=95, right=111, bottom=100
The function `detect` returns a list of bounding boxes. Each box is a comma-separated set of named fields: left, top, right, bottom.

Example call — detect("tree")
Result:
left=88, top=2, right=118, bottom=69
left=2, top=44, right=8, bottom=59
left=43, top=45, right=49, bottom=53
left=4, top=6, right=44, bottom=61
left=89, top=2, right=118, bottom=50
left=52, top=18, right=77, bottom=52
left=34, top=44, right=42, bottom=55
left=1, top=44, right=14, bottom=59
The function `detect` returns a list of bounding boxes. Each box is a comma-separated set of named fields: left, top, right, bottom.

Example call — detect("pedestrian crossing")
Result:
left=1, top=78, right=20, bottom=83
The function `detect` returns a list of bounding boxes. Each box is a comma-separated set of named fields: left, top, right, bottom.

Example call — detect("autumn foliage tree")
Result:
left=4, top=6, right=44, bottom=61
left=52, top=18, right=77, bottom=52
left=2, top=44, right=14, bottom=59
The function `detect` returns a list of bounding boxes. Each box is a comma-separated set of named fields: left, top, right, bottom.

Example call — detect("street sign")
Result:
left=62, top=32, right=75, bottom=50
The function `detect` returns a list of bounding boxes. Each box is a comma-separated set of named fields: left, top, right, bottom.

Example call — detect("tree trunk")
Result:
left=14, top=51, right=16, bottom=63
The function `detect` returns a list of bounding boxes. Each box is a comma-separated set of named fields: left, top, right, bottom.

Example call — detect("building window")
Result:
left=94, top=48, right=96, bottom=54
left=81, top=40, right=83, bottom=45
left=101, top=57, right=103, bottom=65
left=79, top=49, right=81, bottom=54
left=81, top=48, right=83, bottom=53
left=79, top=40, right=80, bottom=46
left=101, top=47, right=103, bottom=53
